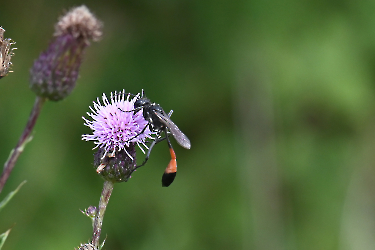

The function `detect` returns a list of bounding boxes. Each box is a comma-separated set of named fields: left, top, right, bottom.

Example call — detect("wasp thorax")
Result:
left=93, top=145, right=137, bottom=183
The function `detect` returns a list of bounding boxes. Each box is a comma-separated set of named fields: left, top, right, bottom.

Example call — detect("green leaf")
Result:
left=99, top=238, right=106, bottom=250
left=0, top=180, right=26, bottom=212
left=0, top=229, right=11, bottom=249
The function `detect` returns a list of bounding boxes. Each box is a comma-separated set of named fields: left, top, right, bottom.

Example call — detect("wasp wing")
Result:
left=154, top=111, right=191, bottom=149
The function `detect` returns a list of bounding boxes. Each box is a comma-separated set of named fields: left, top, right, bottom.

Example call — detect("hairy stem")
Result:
left=0, top=96, right=46, bottom=193
left=91, top=180, right=114, bottom=248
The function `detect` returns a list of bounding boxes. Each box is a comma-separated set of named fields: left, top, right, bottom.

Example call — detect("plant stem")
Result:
left=91, top=180, right=114, bottom=248
left=0, top=96, right=46, bottom=194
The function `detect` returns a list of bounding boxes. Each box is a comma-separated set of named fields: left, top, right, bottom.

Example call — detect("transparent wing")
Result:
left=154, top=111, right=191, bottom=149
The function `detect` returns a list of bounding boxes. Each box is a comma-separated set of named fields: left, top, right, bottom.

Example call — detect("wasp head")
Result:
left=134, top=97, right=151, bottom=109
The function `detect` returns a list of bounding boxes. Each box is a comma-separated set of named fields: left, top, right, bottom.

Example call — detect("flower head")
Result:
left=0, top=27, right=16, bottom=79
left=30, top=5, right=102, bottom=101
left=54, top=5, right=102, bottom=44
left=83, top=90, right=153, bottom=153
left=83, top=90, right=155, bottom=182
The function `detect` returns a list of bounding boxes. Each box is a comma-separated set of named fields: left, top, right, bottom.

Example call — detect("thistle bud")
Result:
left=30, top=5, right=102, bottom=101
left=84, top=205, right=97, bottom=218
left=0, top=27, right=16, bottom=79
left=94, top=147, right=137, bottom=183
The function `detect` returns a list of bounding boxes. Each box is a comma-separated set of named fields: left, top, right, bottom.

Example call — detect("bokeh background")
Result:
left=1, top=0, right=375, bottom=249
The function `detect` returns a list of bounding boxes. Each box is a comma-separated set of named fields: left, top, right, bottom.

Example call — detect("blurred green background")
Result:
left=1, top=0, right=375, bottom=249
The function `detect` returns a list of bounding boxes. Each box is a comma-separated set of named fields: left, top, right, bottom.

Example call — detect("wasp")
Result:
left=124, top=93, right=191, bottom=186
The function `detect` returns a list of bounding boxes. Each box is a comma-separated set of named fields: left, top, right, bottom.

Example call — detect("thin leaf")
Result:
left=0, top=229, right=11, bottom=249
left=0, top=180, right=26, bottom=212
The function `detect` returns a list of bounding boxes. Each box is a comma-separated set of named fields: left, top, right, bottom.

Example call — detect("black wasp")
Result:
left=124, top=92, right=191, bottom=187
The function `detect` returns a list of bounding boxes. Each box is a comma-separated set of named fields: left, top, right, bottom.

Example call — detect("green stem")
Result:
left=0, top=96, right=46, bottom=193
left=91, top=180, right=114, bottom=248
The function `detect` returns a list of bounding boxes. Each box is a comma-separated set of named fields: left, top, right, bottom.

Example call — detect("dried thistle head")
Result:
left=75, top=243, right=97, bottom=250
left=0, top=27, right=16, bottom=79
left=54, top=5, right=102, bottom=44
left=30, top=5, right=102, bottom=101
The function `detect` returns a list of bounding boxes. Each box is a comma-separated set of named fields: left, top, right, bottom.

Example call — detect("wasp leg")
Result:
left=120, top=120, right=152, bottom=144
left=134, top=133, right=167, bottom=169
left=118, top=107, right=142, bottom=113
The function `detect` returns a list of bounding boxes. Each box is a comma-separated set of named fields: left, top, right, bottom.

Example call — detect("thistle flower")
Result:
left=30, top=5, right=102, bottom=101
left=0, top=27, right=16, bottom=79
left=83, top=90, right=155, bottom=182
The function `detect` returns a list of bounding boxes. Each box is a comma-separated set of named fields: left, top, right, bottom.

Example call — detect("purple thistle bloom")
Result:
left=82, top=90, right=154, bottom=159
left=83, top=90, right=155, bottom=182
